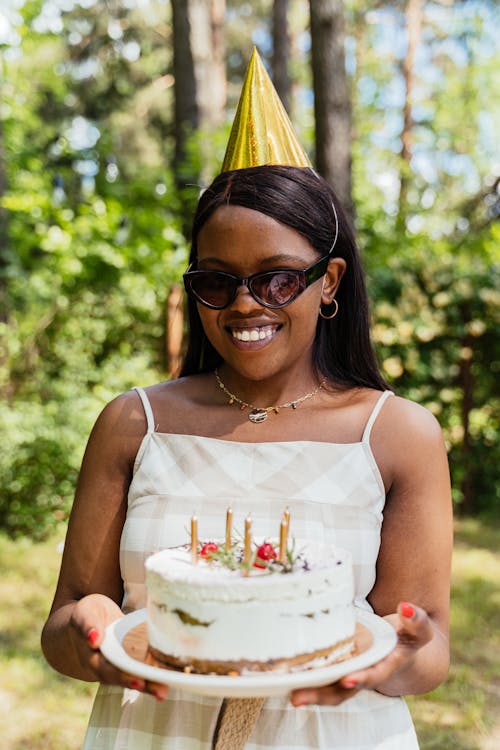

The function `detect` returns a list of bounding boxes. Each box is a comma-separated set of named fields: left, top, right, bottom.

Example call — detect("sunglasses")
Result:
left=183, top=252, right=331, bottom=310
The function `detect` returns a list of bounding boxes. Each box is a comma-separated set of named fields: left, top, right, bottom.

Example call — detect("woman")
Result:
left=42, top=164, right=452, bottom=749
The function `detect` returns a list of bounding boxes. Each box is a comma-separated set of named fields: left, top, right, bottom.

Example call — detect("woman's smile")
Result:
left=227, top=323, right=282, bottom=346
left=196, top=205, right=328, bottom=380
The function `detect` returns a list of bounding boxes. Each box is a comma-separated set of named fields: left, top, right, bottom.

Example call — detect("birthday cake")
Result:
left=145, top=537, right=356, bottom=675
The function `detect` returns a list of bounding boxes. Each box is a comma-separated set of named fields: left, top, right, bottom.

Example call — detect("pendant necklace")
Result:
left=214, top=369, right=325, bottom=424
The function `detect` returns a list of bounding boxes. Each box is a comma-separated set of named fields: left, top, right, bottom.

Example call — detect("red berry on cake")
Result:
left=200, top=542, right=219, bottom=559
left=254, top=541, right=278, bottom=568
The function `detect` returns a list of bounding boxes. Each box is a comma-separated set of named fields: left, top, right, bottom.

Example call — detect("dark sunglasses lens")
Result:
left=189, top=273, right=236, bottom=308
left=251, top=271, right=302, bottom=307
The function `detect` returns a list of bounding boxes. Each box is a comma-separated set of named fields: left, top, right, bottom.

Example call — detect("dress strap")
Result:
left=134, top=387, right=155, bottom=433
left=361, top=390, right=394, bottom=444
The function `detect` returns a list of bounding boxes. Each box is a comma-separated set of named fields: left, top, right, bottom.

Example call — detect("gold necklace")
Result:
left=214, top=369, right=325, bottom=424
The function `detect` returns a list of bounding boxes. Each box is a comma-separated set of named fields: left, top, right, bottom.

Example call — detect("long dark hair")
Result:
left=180, top=165, right=387, bottom=391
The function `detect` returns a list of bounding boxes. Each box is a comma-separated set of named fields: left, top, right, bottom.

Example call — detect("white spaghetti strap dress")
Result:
left=83, top=387, right=420, bottom=749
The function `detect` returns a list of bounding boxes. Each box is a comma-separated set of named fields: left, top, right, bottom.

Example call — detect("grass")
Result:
left=407, top=517, right=500, bottom=750
left=0, top=533, right=97, bottom=749
left=1, top=517, right=499, bottom=749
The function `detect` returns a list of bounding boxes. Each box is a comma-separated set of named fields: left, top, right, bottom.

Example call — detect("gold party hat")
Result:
left=221, top=47, right=311, bottom=172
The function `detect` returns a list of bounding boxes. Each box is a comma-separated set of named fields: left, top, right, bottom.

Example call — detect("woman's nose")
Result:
left=230, top=282, right=262, bottom=311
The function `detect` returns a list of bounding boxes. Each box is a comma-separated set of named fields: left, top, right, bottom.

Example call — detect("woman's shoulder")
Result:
left=379, top=393, right=444, bottom=441
left=140, top=374, right=214, bottom=411
left=335, top=386, right=440, bottom=429
left=102, top=375, right=215, bottom=435
left=104, top=374, right=210, bottom=412
left=369, top=392, right=447, bottom=492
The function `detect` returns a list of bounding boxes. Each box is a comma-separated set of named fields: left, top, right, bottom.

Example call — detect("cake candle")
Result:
left=225, top=506, right=233, bottom=551
left=283, top=507, right=290, bottom=529
left=191, top=515, right=198, bottom=564
left=279, top=518, right=288, bottom=564
left=243, top=516, right=252, bottom=575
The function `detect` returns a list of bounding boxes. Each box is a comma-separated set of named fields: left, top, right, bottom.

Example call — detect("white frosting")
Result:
left=145, top=541, right=355, bottom=667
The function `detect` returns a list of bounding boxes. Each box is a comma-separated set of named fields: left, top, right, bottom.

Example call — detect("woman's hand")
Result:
left=41, top=395, right=168, bottom=700
left=290, top=398, right=453, bottom=708
left=290, top=601, right=434, bottom=707
left=70, top=594, right=168, bottom=701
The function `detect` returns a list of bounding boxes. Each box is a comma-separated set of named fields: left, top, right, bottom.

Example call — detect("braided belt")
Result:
left=212, top=697, right=265, bottom=749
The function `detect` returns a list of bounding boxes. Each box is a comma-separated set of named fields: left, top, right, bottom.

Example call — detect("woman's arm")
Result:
left=291, top=395, right=453, bottom=706
left=364, top=396, right=453, bottom=695
left=41, top=392, right=168, bottom=698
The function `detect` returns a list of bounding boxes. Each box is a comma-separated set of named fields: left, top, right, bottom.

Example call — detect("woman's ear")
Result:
left=321, top=257, right=346, bottom=304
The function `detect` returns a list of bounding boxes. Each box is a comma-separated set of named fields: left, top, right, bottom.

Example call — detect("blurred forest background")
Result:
left=1, top=3, right=499, bottom=749
left=0, top=0, right=499, bottom=536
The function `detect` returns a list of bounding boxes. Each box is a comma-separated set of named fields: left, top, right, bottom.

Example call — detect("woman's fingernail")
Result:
left=87, top=628, right=100, bottom=646
left=130, top=680, right=142, bottom=690
left=342, top=678, right=357, bottom=688
left=401, top=602, right=415, bottom=619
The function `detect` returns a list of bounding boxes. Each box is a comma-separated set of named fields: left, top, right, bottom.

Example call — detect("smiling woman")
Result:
left=41, top=49, right=453, bottom=750
left=182, top=165, right=386, bottom=396
left=186, top=196, right=345, bottom=388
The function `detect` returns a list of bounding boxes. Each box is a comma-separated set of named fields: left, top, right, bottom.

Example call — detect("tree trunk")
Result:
left=189, top=0, right=226, bottom=129
left=170, top=0, right=226, bottom=235
left=398, top=0, right=423, bottom=227
left=272, top=0, right=291, bottom=114
left=458, top=307, right=475, bottom=515
left=189, top=0, right=226, bottom=183
left=309, top=0, right=353, bottom=223
left=166, top=284, right=184, bottom=378
left=169, top=1, right=226, bottom=363
left=171, top=0, right=199, bottom=172
left=0, top=111, right=8, bottom=324
left=0, top=104, right=10, bottom=401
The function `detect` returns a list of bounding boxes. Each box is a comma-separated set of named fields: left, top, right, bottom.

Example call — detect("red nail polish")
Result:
left=87, top=628, right=99, bottom=646
left=401, top=602, right=415, bottom=619
left=343, top=678, right=357, bottom=688
left=130, top=680, right=142, bottom=690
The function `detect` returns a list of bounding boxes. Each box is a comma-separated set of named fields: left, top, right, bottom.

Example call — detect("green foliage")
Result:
left=0, top=167, right=187, bottom=535
left=0, top=1, right=499, bottom=538
left=0, top=3, right=189, bottom=538
left=0, top=403, right=81, bottom=540
left=365, top=225, right=500, bottom=513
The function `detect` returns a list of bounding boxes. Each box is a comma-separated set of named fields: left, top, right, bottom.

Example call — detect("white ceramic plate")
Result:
left=100, top=608, right=397, bottom=698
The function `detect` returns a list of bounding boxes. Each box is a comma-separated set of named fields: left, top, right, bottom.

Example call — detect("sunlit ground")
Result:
left=1, top=532, right=96, bottom=749
left=1, top=517, right=499, bottom=749
left=408, top=518, right=500, bottom=750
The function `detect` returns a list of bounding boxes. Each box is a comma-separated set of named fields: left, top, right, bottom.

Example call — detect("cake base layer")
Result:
left=148, top=635, right=355, bottom=676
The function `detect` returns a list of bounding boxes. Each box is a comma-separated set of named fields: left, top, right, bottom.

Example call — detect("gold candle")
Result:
left=225, top=506, right=233, bottom=551
left=191, top=515, right=198, bottom=564
left=279, top=518, right=288, bottom=564
left=283, top=507, right=290, bottom=529
left=243, top=516, right=252, bottom=575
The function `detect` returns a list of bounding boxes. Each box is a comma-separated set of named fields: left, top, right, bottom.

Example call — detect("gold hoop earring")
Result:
left=319, top=299, right=339, bottom=320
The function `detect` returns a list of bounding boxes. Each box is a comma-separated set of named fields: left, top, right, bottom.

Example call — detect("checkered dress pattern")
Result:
left=82, top=388, right=419, bottom=749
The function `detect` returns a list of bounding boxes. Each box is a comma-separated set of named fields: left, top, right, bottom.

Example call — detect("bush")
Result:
left=367, top=233, right=500, bottom=515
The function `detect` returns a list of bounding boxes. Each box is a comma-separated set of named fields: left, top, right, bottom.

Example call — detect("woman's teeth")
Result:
left=231, top=327, right=275, bottom=342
